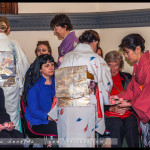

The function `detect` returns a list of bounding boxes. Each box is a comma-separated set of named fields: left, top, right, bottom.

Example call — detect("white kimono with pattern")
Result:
left=0, top=33, right=30, bottom=131
left=48, top=43, right=112, bottom=147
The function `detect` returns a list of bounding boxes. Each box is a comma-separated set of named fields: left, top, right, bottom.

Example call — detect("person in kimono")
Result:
left=50, top=13, right=79, bottom=68
left=110, top=33, right=150, bottom=147
left=48, top=30, right=113, bottom=147
left=0, top=16, right=30, bottom=131
left=104, top=50, right=139, bottom=147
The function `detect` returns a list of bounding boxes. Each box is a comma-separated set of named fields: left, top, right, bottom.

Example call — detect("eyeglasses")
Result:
left=37, top=49, right=47, bottom=52
left=108, top=64, right=119, bottom=68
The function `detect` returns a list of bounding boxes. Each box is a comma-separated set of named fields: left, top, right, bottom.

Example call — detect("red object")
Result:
left=110, top=73, right=123, bottom=96
left=51, top=95, right=57, bottom=110
left=96, top=83, right=103, bottom=118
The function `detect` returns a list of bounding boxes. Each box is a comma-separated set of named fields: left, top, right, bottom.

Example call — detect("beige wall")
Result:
left=18, top=3, right=150, bottom=13
left=8, top=3, right=150, bottom=74
left=18, top=3, right=100, bottom=13
left=99, top=3, right=150, bottom=12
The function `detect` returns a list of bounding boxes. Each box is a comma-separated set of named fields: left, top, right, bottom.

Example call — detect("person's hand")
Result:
left=110, top=95, right=119, bottom=104
left=47, top=116, right=54, bottom=121
left=88, top=81, right=95, bottom=94
left=0, top=124, right=6, bottom=131
left=58, top=56, right=63, bottom=64
left=109, top=106, right=128, bottom=115
left=3, top=122, right=15, bottom=131
left=117, top=99, right=131, bottom=108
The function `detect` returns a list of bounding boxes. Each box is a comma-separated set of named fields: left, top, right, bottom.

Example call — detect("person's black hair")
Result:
left=22, top=54, right=57, bottom=106
left=119, top=33, right=145, bottom=52
left=50, top=13, right=73, bottom=31
left=79, top=30, right=100, bottom=44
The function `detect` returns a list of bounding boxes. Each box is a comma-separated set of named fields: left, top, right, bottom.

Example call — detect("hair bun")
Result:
left=0, top=22, right=8, bottom=32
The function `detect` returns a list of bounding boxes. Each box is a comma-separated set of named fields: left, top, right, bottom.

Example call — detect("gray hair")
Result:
left=104, top=50, right=124, bottom=69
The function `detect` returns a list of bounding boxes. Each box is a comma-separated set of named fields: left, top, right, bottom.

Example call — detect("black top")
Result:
left=0, top=87, right=11, bottom=124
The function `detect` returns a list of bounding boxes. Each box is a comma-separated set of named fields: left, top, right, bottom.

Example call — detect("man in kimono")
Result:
left=50, top=13, right=79, bottom=68
left=48, top=30, right=112, bottom=147
left=0, top=16, right=30, bottom=131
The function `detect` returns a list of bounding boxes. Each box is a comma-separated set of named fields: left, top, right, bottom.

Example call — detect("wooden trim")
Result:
left=0, top=2, right=18, bottom=14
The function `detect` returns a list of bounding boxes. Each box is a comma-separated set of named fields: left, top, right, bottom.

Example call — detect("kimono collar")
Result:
left=63, top=31, right=74, bottom=41
left=0, top=33, right=8, bottom=39
left=135, top=50, right=149, bottom=67
left=74, top=43, right=93, bottom=53
left=133, top=50, right=150, bottom=84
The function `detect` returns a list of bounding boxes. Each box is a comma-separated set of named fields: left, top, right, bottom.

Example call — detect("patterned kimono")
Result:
left=48, top=43, right=112, bottom=147
left=0, top=33, right=30, bottom=131
left=57, top=31, right=79, bottom=67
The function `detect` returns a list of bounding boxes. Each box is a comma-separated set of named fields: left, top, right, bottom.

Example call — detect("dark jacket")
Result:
left=0, top=88, right=11, bottom=124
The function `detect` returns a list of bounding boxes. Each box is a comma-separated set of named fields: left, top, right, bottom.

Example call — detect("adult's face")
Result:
left=36, top=44, right=50, bottom=56
left=97, top=48, right=102, bottom=56
left=53, top=26, right=67, bottom=39
left=40, top=61, right=54, bottom=78
left=90, top=41, right=99, bottom=52
left=123, top=47, right=141, bottom=63
left=108, top=61, right=120, bottom=77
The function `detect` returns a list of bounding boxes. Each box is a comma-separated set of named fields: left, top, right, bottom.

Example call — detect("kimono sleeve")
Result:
left=11, top=40, right=30, bottom=95
left=91, top=58, right=113, bottom=105
left=62, top=38, right=77, bottom=55
left=132, top=70, right=150, bottom=123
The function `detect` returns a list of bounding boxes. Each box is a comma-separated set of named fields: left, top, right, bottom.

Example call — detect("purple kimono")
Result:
left=57, top=31, right=79, bottom=67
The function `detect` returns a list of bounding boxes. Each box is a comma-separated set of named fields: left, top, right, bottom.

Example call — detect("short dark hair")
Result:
left=79, top=30, right=100, bottom=44
left=50, top=13, right=73, bottom=31
left=119, top=33, right=145, bottom=52
left=35, top=41, right=52, bottom=56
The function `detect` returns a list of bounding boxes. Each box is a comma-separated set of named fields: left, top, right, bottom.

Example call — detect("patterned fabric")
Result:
left=0, top=33, right=30, bottom=131
left=48, top=43, right=112, bottom=147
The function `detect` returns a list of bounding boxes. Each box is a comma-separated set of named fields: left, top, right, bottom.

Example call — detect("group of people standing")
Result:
left=0, top=13, right=149, bottom=148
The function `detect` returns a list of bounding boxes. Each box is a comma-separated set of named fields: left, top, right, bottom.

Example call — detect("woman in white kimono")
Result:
left=48, top=30, right=112, bottom=147
left=0, top=16, right=29, bottom=131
